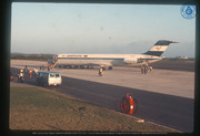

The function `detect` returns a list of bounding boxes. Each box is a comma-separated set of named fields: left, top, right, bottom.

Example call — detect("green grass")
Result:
left=10, top=86, right=179, bottom=133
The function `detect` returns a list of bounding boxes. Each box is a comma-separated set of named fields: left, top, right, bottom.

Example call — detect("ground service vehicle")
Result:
left=37, top=71, right=62, bottom=86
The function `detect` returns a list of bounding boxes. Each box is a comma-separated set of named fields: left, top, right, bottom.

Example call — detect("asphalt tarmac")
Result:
left=10, top=67, right=194, bottom=132
left=151, top=60, right=195, bottom=72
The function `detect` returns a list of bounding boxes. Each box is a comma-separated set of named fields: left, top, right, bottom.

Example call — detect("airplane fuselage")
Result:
left=50, top=40, right=178, bottom=69
left=55, top=53, right=162, bottom=67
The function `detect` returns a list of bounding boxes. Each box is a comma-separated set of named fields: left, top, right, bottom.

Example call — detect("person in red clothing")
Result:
left=29, top=69, right=32, bottom=78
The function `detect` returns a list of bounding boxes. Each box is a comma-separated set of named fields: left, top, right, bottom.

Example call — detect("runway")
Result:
left=152, top=60, right=195, bottom=72
left=10, top=60, right=195, bottom=132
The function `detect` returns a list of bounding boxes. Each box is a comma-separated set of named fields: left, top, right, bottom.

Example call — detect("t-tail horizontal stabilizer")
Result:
left=143, top=40, right=179, bottom=56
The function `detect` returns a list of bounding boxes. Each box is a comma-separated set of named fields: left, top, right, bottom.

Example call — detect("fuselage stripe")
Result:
left=58, top=57, right=124, bottom=61
left=143, top=51, right=163, bottom=56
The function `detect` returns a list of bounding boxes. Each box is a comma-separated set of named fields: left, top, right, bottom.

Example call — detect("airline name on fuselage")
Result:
left=60, top=54, right=88, bottom=58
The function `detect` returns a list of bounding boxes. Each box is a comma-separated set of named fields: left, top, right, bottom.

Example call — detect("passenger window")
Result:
left=55, top=74, right=60, bottom=77
left=50, top=74, right=55, bottom=77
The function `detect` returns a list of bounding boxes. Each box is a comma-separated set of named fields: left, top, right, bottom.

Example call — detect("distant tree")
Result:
left=11, top=53, right=55, bottom=61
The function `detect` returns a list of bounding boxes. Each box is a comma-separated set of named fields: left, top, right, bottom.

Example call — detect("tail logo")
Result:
left=143, top=40, right=178, bottom=56
left=156, top=46, right=161, bottom=51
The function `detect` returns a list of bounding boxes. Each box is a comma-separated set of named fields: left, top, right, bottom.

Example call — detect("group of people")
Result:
left=98, top=65, right=152, bottom=76
left=141, top=65, right=152, bottom=74
left=24, top=65, right=37, bottom=78
left=12, top=64, right=151, bottom=83
left=16, top=66, right=39, bottom=82
left=10, top=62, right=54, bottom=83
left=40, top=64, right=52, bottom=71
left=39, top=65, right=45, bottom=70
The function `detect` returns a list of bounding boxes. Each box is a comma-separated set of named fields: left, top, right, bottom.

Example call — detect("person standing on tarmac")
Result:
left=17, top=71, right=20, bottom=82
left=141, top=65, right=144, bottom=74
left=144, top=65, right=147, bottom=74
left=50, top=63, right=52, bottom=69
left=33, top=67, right=39, bottom=75
left=141, top=65, right=148, bottom=74
left=18, top=69, right=24, bottom=82
left=29, top=69, right=32, bottom=78
left=41, top=65, right=43, bottom=70
left=99, top=67, right=103, bottom=76
left=48, top=66, right=50, bottom=71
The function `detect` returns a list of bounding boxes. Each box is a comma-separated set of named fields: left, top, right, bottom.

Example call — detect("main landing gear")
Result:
left=101, top=66, right=113, bottom=71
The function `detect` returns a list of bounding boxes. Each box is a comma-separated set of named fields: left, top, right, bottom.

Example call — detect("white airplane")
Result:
left=49, top=40, right=178, bottom=70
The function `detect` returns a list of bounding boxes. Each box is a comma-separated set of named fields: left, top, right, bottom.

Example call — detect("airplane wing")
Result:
left=137, top=58, right=162, bottom=63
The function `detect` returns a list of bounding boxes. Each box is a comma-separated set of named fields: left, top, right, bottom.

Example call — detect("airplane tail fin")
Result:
left=143, top=40, right=179, bottom=56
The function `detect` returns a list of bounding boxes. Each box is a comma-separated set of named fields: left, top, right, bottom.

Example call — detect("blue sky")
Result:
left=11, top=3, right=196, bottom=58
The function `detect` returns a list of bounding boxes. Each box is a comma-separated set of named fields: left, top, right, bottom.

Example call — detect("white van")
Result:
left=37, top=71, right=62, bottom=86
